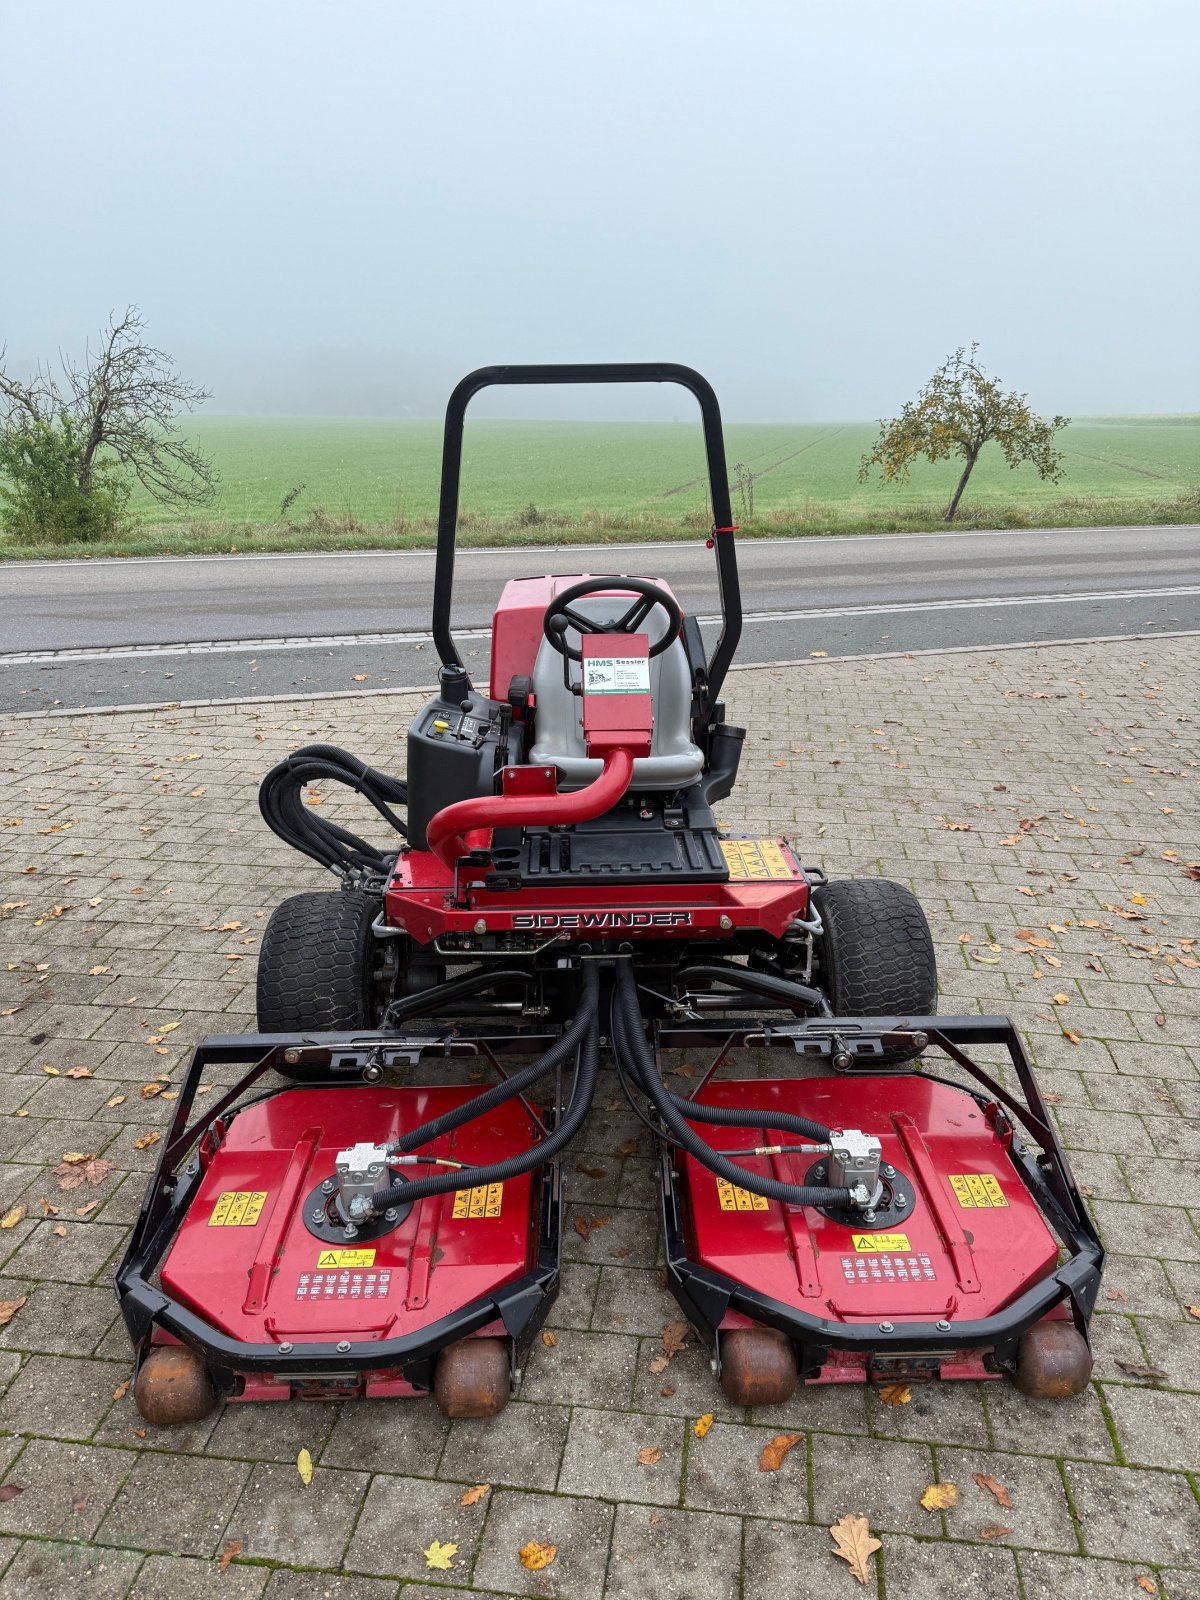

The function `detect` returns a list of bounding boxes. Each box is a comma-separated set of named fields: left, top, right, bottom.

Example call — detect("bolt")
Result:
left=911, top=1031, right=929, bottom=1051
left=384, top=1207, right=398, bottom=1221
left=344, top=1224, right=358, bottom=1238
left=278, top=1341, right=293, bottom=1354
left=863, top=1211, right=877, bottom=1224
left=936, top=1320, right=952, bottom=1332
left=310, top=1208, right=326, bottom=1224
left=882, top=1164, right=895, bottom=1178
left=833, top=1051, right=853, bottom=1071
left=813, top=1165, right=826, bottom=1180
left=878, top=1322, right=894, bottom=1334
left=321, top=1178, right=336, bottom=1194
left=474, top=918, right=487, bottom=934
left=364, top=1063, right=383, bottom=1082
left=283, top=1047, right=301, bottom=1065
left=895, top=1193, right=907, bottom=1206
left=719, top=914, right=733, bottom=930
left=336, top=1340, right=351, bottom=1353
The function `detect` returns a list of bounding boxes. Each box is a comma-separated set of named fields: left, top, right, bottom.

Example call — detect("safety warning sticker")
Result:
left=314, top=1249, right=376, bottom=1269
left=452, top=1182, right=504, bottom=1219
left=297, top=1269, right=390, bottom=1301
left=850, top=1232, right=911, bottom=1253
left=842, top=1252, right=936, bottom=1285
left=949, top=1174, right=1007, bottom=1209
left=716, top=1178, right=768, bottom=1212
left=208, top=1190, right=267, bottom=1227
left=583, top=656, right=651, bottom=696
left=720, top=838, right=795, bottom=881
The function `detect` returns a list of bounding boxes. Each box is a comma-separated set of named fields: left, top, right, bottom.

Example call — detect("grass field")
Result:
left=5, top=415, right=1197, bottom=558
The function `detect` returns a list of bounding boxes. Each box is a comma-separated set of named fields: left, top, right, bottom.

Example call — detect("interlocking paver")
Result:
left=0, top=636, right=1196, bottom=1593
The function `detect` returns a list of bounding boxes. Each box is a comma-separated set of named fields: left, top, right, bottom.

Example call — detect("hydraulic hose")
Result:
left=367, top=963, right=601, bottom=1209
left=610, top=994, right=834, bottom=1145
left=613, top=963, right=851, bottom=1209
left=384, top=966, right=533, bottom=1027
left=258, top=744, right=408, bottom=878
left=677, top=961, right=832, bottom=1018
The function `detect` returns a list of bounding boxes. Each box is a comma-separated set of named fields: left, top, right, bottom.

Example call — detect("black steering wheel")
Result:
left=542, top=577, right=683, bottom=663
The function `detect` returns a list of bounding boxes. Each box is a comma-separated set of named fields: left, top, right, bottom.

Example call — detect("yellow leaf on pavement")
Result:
left=297, top=1448, right=313, bottom=1486
left=920, top=1482, right=959, bottom=1511
left=0, top=1207, right=26, bottom=1230
left=518, top=1541, right=557, bottom=1571
left=693, top=1412, right=714, bottom=1438
left=423, top=1539, right=457, bottom=1570
left=829, top=1514, right=881, bottom=1585
left=877, top=1383, right=912, bottom=1406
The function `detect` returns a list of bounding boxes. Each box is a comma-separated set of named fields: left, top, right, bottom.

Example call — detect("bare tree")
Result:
left=0, top=306, right=216, bottom=510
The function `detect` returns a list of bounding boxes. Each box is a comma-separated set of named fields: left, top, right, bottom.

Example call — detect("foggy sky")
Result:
left=2, top=0, right=1197, bottom=421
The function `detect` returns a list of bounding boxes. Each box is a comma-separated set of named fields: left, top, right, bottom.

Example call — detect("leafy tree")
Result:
left=0, top=307, right=215, bottom=542
left=858, top=344, right=1069, bottom=521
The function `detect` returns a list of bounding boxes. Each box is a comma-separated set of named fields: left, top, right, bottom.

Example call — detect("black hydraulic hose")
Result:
left=258, top=743, right=408, bottom=877
left=677, top=961, right=832, bottom=1018
left=614, top=964, right=851, bottom=1208
left=368, top=964, right=601, bottom=1208
left=610, top=993, right=835, bottom=1145
left=386, top=975, right=596, bottom=1155
left=384, top=966, right=533, bottom=1026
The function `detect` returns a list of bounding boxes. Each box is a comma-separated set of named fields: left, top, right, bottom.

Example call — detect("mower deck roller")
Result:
left=118, top=364, right=1102, bottom=1421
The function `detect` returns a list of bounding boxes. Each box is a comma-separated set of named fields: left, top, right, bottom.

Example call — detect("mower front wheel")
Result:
left=433, top=1337, right=511, bottom=1418
left=812, top=877, right=937, bottom=1063
left=256, top=890, right=399, bottom=1046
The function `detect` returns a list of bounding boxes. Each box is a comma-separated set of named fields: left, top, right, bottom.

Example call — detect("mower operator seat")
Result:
left=528, top=591, right=704, bottom=790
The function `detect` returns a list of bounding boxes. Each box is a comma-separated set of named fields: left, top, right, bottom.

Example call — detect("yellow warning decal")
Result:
left=452, top=1182, right=504, bottom=1220
left=720, top=838, right=795, bottom=881
left=716, top=1178, right=768, bottom=1212
left=315, top=1249, right=376, bottom=1269
left=851, top=1232, right=911, bottom=1253
left=208, top=1190, right=267, bottom=1227
left=949, top=1173, right=1008, bottom=1209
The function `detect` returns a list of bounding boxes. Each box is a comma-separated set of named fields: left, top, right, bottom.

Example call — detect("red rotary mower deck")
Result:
left=163, top=1084, right=538, bottom=1376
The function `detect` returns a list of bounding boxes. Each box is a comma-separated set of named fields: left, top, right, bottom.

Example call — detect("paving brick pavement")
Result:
left=0, top=635, right=1196, bottom=1598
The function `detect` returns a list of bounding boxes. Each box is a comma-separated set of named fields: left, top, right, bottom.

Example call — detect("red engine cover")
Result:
left=681, top=1075, right=1058, bottom=1326
left=162, top=1085, right=539, bottom=1349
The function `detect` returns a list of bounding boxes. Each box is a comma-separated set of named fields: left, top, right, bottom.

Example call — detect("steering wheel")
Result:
left=543, top=577, right=683, bottom=663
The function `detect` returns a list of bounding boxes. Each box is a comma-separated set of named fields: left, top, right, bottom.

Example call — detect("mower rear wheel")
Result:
left=719, top=1327, right=799, bottom=1407
left=1012, top=1319, right=1093, bottom=1398
left=134, top=1344, right=217, bottom=1426
left=256, top=890, right=398, bottom=1044
left=812, top=878, right=937, bottom=1063
left=433, top=1337, right=511, bottom=1418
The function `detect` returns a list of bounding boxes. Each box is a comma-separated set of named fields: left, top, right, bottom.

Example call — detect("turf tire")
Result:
left=811, top=878, right=936, bottom=1062
left=256, top=890, right=385, bottom=1034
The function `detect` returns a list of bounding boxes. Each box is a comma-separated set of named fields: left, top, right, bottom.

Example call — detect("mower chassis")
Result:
left=656, top=1013, right=1104, bottom=1380
left=116, top=1028, right=565, bottom=1400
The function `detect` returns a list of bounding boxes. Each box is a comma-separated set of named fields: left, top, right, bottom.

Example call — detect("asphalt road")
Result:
left=2, top=523, right=1196, bottom=712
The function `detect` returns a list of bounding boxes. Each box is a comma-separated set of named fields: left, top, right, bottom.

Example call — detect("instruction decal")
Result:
left=452, top=1182, right=504, bottom=1219
left=208, top=1190, right=267, bottom=1227
left=720, top=838, right=795, bottom=881
left=314, top=1248, right=376, bottom=1269
left=716, top=1178, right=768, bottom=1212
left=850, top=1232, right=911, bottom=1253
left=583, top=655, right=651, bottom=696
left=949, top=1174, right=1007, bottom=1209
left=297, top=1268, right=390, bottom=1301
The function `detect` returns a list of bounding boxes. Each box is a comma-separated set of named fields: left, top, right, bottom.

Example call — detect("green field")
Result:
left=7, top=415, right=1198, bottom=558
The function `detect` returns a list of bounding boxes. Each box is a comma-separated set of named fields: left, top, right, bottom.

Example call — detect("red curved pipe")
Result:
left=426, top=748, right=635, bottom=872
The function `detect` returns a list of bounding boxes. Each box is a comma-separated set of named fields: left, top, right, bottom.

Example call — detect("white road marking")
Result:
left=3, top=586, right=1197, bottom=665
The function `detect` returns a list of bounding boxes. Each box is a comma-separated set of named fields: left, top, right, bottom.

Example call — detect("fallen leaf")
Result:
left=423, top=1539, right=457, bottom=1570
left=1114, top=1360, right=1168, bottom=1382
left=112, top=1380, right=130, bottom=1400
left=1136, top=1577, right=1158, bottom=1595
left=637, top=1445, right=662, bottom=1466
left=973, top=1472, right=1014, bottom=1508
left=575, top=1164, right=608, bottom=1180
left=1061, top=1028, right=1082, bottom=1046
left=53, top=1156, right=115, bottom=1191
left=614, top=1138, right=639, bottom=1158
left=661, top=1319, right=689, bottom=1358
left=1052, top=993, right=1071, bottom=1006
left=572, top=1214, right=610, bottom=1241
left=0, top=1485, right=24, bottom=1503
left=218, top=1540, right=242, bottom=1571
left=759, top=1432, right=803, bottom=1472
left=88, top=965, right=109, bottom=976
left=134, top=1132, right=161, bottom=1150
left=1187, top=1306, right=1200, bottom=1321
left=0, top=1299, right=24, bottom=1329
left=920, top=1482, right=959, bottom=1511
left=829, top=1514, right=881, bottom=1585
left=72, top=1495, right=89, bottom=1511
left=541, top=1329, right=557, bottom=1347
left=693, top=1412, right=714, bottom=1438
left=297, top=1448, right=313, bottom=1486
left=140, top=1082, right=164, bottom=1098
left=519, top=1541, right=557, bottom=1571
left=980, top=1524, right=1014, bottom=1541
left=66, top=1066, right=92, bottom=1079
left=42, top=1064, right=60, bottom=1077
left=352, top=673, right=369, bottom=682
left=877, top=1383, right=912, bottom=1406
left=75, top=1202, right=100, bottom=1218
left=106, top=1095, right=126, bottom=1107
left=52, top=1224, right=67, bottom=1237
left=648, top=1355, right=670, bottom=1374
left=459, top=1483, right=489, bottom=1506
left=0, top=1206, right=26, bottom=1230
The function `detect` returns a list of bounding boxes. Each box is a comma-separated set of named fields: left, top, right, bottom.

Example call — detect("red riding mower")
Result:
left=117, top=365, right=1102, bottom=1426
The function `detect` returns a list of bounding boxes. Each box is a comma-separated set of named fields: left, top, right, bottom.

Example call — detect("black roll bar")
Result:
left=432, top=363, right=743, bottom=721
